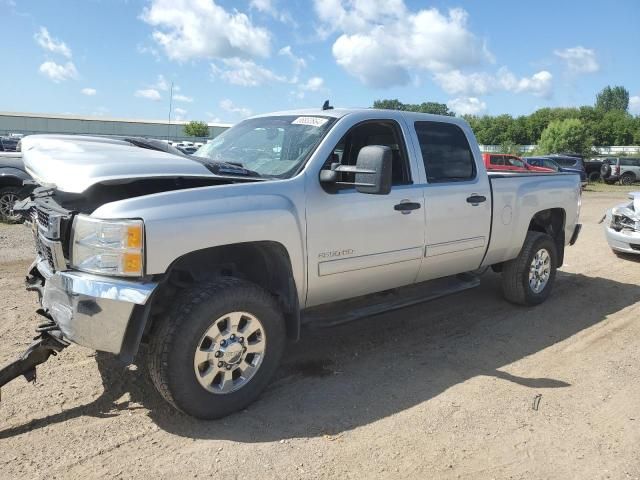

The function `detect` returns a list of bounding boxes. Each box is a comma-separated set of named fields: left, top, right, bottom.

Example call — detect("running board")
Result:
left=302, top=273, right=481, bottom=328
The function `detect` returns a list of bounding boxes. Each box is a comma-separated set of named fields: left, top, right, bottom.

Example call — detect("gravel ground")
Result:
left=1, top=191, right=639, bottom=480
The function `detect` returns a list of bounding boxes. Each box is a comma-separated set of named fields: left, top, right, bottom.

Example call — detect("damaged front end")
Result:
left=603, top=192, right=640, bottom=254
left=0, top=188, right=157, bottom=400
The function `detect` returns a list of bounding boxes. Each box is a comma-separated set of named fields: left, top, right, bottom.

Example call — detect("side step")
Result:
left=302, top=273, right=481, bottom=328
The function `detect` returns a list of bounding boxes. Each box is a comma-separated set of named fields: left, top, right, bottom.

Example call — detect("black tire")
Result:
left=600, top=163, right=612, bottom=179
left=588, top=171, right=600, bottom=183
left=620, top=172, right=635, bottom=186
left=147, top=277, right=286, bottom=419
left=501, top=231, right=558, bottom=306
left=0, top=186, right=23, bottom=223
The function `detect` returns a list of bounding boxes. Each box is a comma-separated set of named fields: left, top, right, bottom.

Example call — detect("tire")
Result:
left=501, top=231, right=558, bottom=306
left=147, top=277, right=286, bottom=419
left=600, top=163, right=612, bottom=179
left=588, top=171, right=600, bottom=183
left=620, top=173, right=635, bottom=186
left=0, top=186, right=23, bottom=223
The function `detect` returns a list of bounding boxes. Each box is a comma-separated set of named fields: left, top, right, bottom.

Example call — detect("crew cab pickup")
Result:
left=1, top=109, right=582, bottom=419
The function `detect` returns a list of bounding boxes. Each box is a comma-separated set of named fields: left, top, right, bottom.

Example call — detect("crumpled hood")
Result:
left=21, top=135, right=214, bottom=193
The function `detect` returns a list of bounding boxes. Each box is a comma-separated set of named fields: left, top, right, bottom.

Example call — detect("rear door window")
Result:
left=414, top=121, right=476, bottom=183
left=490, top=155, right=504, bottom=166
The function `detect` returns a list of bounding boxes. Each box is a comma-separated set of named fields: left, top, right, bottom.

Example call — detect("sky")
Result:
left=1, top=0, right=639, bottom=123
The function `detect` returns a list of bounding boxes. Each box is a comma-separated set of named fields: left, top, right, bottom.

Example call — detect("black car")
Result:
left=0, top=137, right=20, bottom=152
left=0, top=152, right=30, bottom=222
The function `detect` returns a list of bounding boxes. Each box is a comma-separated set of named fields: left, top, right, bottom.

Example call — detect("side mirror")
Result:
left=354, top=145, right=392, bottom=195
left=319, top=146, right=392, bottom=195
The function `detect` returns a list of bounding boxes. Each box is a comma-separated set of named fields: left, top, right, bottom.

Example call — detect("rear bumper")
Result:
left=33, top=259, right=157, bottom=355
left=605, top=227, right=640, bottom=254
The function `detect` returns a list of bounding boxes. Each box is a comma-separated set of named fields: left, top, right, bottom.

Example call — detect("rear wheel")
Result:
left=0, top=186, right=22, bottom=223
left=621, top=172, right=635, bottom=186
left=588, top=171, right=601, bottom=183
left=147, top=277, right=286, bottom=419
left=501, top=232, right=558, bottom=306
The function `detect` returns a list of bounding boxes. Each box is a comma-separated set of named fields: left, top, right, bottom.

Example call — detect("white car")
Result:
left=604, top=192, right=640, bottom=254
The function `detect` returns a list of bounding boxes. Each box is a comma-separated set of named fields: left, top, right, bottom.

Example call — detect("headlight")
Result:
left=71, top=215, right=144, bottom=277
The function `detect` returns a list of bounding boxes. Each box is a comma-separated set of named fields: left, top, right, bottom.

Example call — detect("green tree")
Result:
left=537, top=119, right=593, bottom=156
left=595, top=86, right=629, bottom=112
left=184, top=120, right=210, bottom=137
left=373, top=99, right=454, bottom=116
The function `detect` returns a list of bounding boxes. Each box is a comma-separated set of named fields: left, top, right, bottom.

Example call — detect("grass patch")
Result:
left=583, top=181, right=639, bottom=193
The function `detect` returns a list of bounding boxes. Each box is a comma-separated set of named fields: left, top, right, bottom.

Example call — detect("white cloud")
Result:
left=630, top=96, right=640, bottom=115
left=135, top=88, right=162, bottom=100
left=211, top=58, right=286, bottom=86
left=39, top=61, right=78, bottom=82
left=300, top=77, right=324, bottom=91
left=220, top=98, right=252, bottom=118
left=81, top=87, right=97, bottom=96
left=315, top=2, right=493, bottom=87
left=293, top=76, right=326, bottom=99
left=447, top=97, right=487, bottom=116
left=173, top=107, right=187, bottom=120
left=250, top=0, right=294, bottom=24
left=278, top=45, right=306, bottom=82
left=434, top=68, right=553, bottom=98
left=554, top=46, right=599, bottom=74
left=174, top=94, right=193, bottom=102
left=153, top=74, right=169, bottom=91
left=141, top=0, right=271, bottom=61
left=34, top=27, right=72, bottom=58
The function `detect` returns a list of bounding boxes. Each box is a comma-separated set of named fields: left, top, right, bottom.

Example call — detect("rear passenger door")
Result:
left=411, top=121, right=492, bottom=281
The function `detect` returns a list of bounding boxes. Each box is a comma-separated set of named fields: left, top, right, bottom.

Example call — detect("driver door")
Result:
left=304, top=120, right=425, bottom=307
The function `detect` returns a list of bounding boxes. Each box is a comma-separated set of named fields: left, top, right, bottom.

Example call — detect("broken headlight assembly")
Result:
left=70, top=215, right=145, bottom=277
left=609, top=206, right=639, bottom=233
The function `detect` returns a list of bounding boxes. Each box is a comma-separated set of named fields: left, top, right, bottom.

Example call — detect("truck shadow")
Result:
left=1, top=271, right=638, bottom=441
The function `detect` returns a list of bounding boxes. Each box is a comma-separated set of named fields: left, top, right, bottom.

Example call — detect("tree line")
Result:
left=374, top=86, right=640, bottom=156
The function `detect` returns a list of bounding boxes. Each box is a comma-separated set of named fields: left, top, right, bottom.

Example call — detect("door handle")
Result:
left=466, top=195, right=486, bottom=205
left=394, top=201, right=421, bottom=213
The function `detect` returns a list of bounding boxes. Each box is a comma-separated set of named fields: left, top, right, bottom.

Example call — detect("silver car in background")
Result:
left=604, top=192, right=640, bottom=254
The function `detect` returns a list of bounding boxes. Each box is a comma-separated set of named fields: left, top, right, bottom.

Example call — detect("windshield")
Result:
left=194, top=115, right=336, bottom=178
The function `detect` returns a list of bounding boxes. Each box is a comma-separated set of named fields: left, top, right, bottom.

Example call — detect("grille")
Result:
left=33, top=229, right=55, bottom=270
left=36, top=208, right=49, bottom=229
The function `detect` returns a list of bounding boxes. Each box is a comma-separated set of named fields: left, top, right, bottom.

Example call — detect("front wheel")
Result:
left=147, top=277, right=286, bottom=419
left=0, top=186, right=23, bottom=223
left=501, top=232, right=558, bottom=306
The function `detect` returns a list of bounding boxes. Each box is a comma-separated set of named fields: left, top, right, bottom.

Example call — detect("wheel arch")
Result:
left=527, top=208, right=566, bottom=266
left=123, top=241, right=301, bottom=363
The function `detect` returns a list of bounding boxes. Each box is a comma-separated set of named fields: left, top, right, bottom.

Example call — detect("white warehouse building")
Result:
left=0, top=111, right=231, bottom=142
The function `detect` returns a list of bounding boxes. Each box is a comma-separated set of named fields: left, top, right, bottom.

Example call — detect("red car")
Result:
left=482, top=153, right=554, bottom=173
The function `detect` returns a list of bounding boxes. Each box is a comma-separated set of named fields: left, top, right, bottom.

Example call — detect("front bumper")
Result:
left=34, top=259, right=157, bottom=355
left=605, top=227, right=640, bottom=254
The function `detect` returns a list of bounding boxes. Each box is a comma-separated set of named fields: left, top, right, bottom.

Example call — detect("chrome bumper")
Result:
left=35, top=259, right=157, bottom=354
left=605, top=227, right=640, bottom=254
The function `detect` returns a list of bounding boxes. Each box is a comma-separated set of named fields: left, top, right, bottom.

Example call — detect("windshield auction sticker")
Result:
left=292, top=116, right=329, bottom=127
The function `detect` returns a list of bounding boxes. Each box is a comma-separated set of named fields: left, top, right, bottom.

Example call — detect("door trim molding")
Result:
left=425, top=236, right=486, bottom=258
left=319, top=246, right=423, bottom=276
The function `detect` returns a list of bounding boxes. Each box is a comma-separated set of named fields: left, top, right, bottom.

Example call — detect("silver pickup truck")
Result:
left=1, top=108, right=582, bottom=418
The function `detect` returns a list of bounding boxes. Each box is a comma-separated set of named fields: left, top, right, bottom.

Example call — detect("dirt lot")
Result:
left=1, top=191, right=639, bottom=480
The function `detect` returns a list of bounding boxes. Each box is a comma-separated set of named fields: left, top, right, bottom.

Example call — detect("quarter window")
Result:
left=414, top=121, right=476, bottom=183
